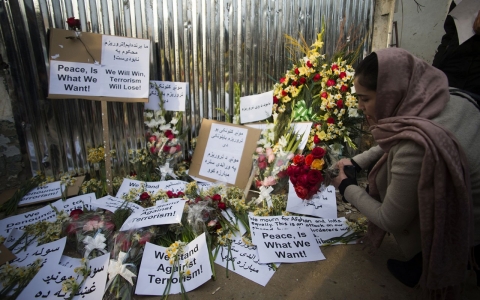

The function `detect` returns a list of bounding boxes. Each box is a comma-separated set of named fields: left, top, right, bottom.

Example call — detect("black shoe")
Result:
left=387, top=252, right=423, bottom=288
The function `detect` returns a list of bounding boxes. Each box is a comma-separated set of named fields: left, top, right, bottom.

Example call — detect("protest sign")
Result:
left=248, top=215, right=351, bottom=246
left=120, top=199, right=186, bottom=231
left=18, top=253, right=109, bottom=299
left=51, top=193, right=96, bottom=214
left=18, top=181, right=63, bottom=206
left=3, top=229, right=37, bottom=254
left=221, top=209, right=247, bottom=237
left=245, top=122, right=312, bottom=151
left=136, top=233, right=212, bottom=295
left=11, top=237, right=66, bottom=268
left=48, top=28, right=150, bottom=102
left=147, top=81, right=187, bottom=111
left=59, top=255, right=82, bottom=269
left=92, top=195, right=143, bottom=214
left=115, top=178, right=146, bottom=199
left=252, top=227, right=325, bottom=263
left=286, top=182, right=337, bottom=219
left=189, top=119, right=261, bottom=189
left=0, top=205, right=56, bottom=237
left=214, top=238, right=278, bottom=286
left=239, top=91, right=273, bottom=123
left=156, top=180, right=188, bottom=193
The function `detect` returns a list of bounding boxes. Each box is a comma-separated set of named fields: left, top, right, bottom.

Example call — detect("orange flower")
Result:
left=311, top=158, right=324, bottom=170
left=305, top=154, right=314, bottom=166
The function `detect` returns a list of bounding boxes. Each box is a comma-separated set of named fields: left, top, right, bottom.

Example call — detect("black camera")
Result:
left=344, top=165, right=356, bottom=180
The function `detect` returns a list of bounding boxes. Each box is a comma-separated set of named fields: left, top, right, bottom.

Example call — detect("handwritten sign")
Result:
left=286, top=182, right=337, bottom=219
left=18, top=252, right=109, bottom=299
left=3, top=229, right=38, bottom=254
left=18, top=181, right=63, bottom=206
left=251, top=227, right=325, bottom=263
left=0, top=205, right=57, bottom=237
left=136, top=233, right=213, bottom=295
left=245, top=122, right=313, bottom=151
left=11, top=237, right=66, bottom=268
left=198, top=123, right=247, bottom=184
left=119, top=199, right=186, bottom=231
left=51, top=193, right=96, bottom=214
left=239, top=91, right=273, bottom=123
left=147, top=81, right=187, bottom=111
left=91, top=195, right=144, bottom=214
left=248, top=215, right=351, bottom=246
left=214, top=238, right=278, bottom=286
left=155, top=180, right=188, bottom=193
left=59, top=255, right=82, bottom=269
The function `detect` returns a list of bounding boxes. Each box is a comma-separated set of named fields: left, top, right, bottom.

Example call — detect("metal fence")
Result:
left=0, top=0, right=373, bottom=179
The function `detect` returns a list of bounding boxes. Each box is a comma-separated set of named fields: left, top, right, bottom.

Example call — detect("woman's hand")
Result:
left=474, top=10, right=480, bottom=35
left=330, top=159, right=353, bottom=189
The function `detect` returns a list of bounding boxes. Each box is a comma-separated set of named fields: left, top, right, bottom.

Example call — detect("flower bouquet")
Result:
left=287, top=146, right=327, bottom=200
left=104, top=227, right=157, bottom=300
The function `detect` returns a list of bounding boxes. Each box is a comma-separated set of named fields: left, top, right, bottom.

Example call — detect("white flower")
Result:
left=348, top=108, right=360, bottom=118
left=170, top=117, right=179, bottom=125
left=144, top=112, right=153, bottom=118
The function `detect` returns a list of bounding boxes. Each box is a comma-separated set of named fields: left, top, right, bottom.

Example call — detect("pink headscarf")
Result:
left=366, top=48, right=473, bottom=297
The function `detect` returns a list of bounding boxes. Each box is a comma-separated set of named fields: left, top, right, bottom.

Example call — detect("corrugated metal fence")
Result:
left=0, top=0, right=373, bottom=179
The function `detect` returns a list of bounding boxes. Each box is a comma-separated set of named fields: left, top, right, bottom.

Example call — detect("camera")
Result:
left=344, top=165, right=356, bottom=180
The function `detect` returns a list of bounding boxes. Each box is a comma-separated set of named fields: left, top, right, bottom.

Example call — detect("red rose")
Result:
left=312, top=74, right=321, bottom=82
left=327, top=117, right=335, bottom=124
left=258, top=161, right=267, bottom=169
left=218, top=202, right=227, bottom=210
left=139, top=232, right=152, bottom=245
left=331, top=64, right=339, bottom=71
left=290, top=176, right=298, bottom=185
left=195, top=196, right=202, bottom=203
left=307, top=169, right=322, bottom=186
left=313, top=135, right=321, bottom=144
left=281, top=90, right=288, bottom=97
left=299, top=77, right=306, bottom=85
left=294, top=185, right=309, bottom=199
left=293, top=155, right=305, bottom=165
left=297, top=174, right=308, bottom=187
left=65, top=223, right=77, bottom=236
left=273, top=96, right=279, bottom=104
left=291, top=80, right=298, bottom=87
left=66, top=17, right=81, bottom=30
left=287, top=165, right=300, bottom=178
left=277, top=170, right=288, bottom=178
left=295, top=68, right=300, bottom=75
left=166, top=191, right=175, bottom=198
left=212, top=194, right=222, bottom=202
left=305, top=154, right=314, bottom=166
left=280, top=77, right=287, bottom=84
left=150, top=146, right=156, bottom=154
left=339, top=71, right=346, bottom=79
left=326, top=79, right=336, bottom=87
left=104, top=221, right=115, bottom=232
left=321, top=92, right=328, bottom=98
left=340, top=85, right=349, bottom=93
left=69, top=209, right=83, bottom=220
left=311, top=147, right=326, bottom=159
left=121, top=240, right=132, bottom=252
left=336, top=99, right=344, bottom=109
left=177, top=191, right=185, bottom=197
left=163, top=145, right=171, bottom=152
left=306, top=61, right=313, bottom=68
left=258, top=154, right=266, bottom=162
left=139, top=192, right=150, bottom=201
left=148, top=136, right=157, bottom=143
left=255, top=180, right=262, bottom=188
left=130, top=170, right=137, bottom=176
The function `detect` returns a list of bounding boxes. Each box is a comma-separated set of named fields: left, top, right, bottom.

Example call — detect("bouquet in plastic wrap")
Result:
left=64, top=210, right=116, bottom=259
left=104, top=227, right=158, bottom=300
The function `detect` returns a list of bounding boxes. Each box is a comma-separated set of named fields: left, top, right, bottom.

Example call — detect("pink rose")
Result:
left=256, top=147, right=264, bottom=154
left=263, top=176, right=277, bottom=187
left=268, top=153, right=275, bottom=164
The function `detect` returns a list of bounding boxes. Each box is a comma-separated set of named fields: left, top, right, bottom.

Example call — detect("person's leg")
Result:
left=387, top=252, right=422, bottom=288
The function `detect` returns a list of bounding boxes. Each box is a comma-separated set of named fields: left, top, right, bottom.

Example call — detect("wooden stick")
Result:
left=101, top=101, right=113, bottom=195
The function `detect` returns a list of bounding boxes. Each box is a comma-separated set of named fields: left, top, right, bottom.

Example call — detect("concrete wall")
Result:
left=393, top=0, right=451, bottom=63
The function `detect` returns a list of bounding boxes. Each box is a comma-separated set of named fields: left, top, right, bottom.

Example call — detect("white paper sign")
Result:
left=19, top=181, right=63, bottom=206
left=251, top=227, right=325, bottom=263
left=59, top=255, right=82, bottom=269
left=3, top=228, right=38, bottom=253
left=92, top=195, right=143, bottom=214
left=214, top=238, right=278, bottom=286
left=136, top=233, right=213, bottom=295
left=221, top=209, right=247, bottom=237
left=18, top=253, right=109, bottom=299
left=240, top=91, right=273, bottom=123
left=49, top=61, right=103, bottom=96
left=0, top=205, right=57, bottom=237
left=115, top=178, right=145, bottom=199
left=245, top=122, right=312, bottom=151
left=11, top=237, right=66, bottom=268
left=101, top=35, right=150, bottom=98
left=51, top=193, right=96, bottom=214
left=155, top=180, right=188, bottom=193
left=198, top=123, right=247, bottom=184
left=286, top=182, right=337, bottom=219
left=120, top=199, right=186, bottom=231
left=147, top=81, right=187, bottom=111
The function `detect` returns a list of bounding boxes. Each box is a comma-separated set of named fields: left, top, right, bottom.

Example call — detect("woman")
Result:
left=331, top=48, right=480, bottom=298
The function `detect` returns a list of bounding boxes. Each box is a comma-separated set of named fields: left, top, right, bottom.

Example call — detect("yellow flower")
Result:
left=185, top=269, right=191, bottom=276
left=311, top=158, right=325, bottom=170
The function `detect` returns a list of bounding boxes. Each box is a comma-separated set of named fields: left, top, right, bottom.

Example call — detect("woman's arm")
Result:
left=344, top=140, right=424, bottom=233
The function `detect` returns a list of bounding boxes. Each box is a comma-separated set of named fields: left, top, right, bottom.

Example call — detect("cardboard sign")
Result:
left=245, top=122, right=312, bottom=151
left=119, top=199, right=186, bottom=231
left=214, top=238, right=278, bottom=286
left=239, top=91, right=273, bottom=123
left=91, top=195, right=144, bottom=214
left=18, top=181, right=63, bottom=206
left=0, top=205, right=57, bottom=237
left=136, top=233, right=213, bottom=295
left=147, top=81, right=187, bottom=111
left=0, top=244, right=16, bottom=266
left=286, top=182, right=337, bottom=219
left=51, top=193, right=96, bottom=214
left=18, top=253, right=109, bottom=299
left=189, top=119, right=261, bottom=189
left=48, top=28, right=150, bottom=102
left=251, top=227, right=325, bottom=263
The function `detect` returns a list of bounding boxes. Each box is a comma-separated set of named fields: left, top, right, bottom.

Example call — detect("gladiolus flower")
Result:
left=326, top=79, right=336, bottom=87
left=340, top=85, right=349, bottom=93
left=331, top=64, right=339, bottom=71
left=294, top=68, right=300, bottom=75
left=313, top=74, right=321, bottom=82
left=327, top=117, right=335, bottom=124
left=299, top=77, right=306, bottom=85
left=306, top=61, right=313, bottom=68
left=339, top=72, right=346, bottom=79
left=336, top=99, right=344, bottom=109
left=273, top=96, right=279, bottom=104
left=321, top=92, right=328, bottom=98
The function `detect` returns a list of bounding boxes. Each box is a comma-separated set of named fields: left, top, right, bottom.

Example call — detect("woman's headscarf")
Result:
left=366, top=48, right=473, bottom=297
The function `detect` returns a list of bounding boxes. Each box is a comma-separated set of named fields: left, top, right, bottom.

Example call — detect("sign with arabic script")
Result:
left=239, top=91, right=273, bottom=123
left=286, top=182, right=337, bottom=218
left=147, top=81, right=187, bottom=111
